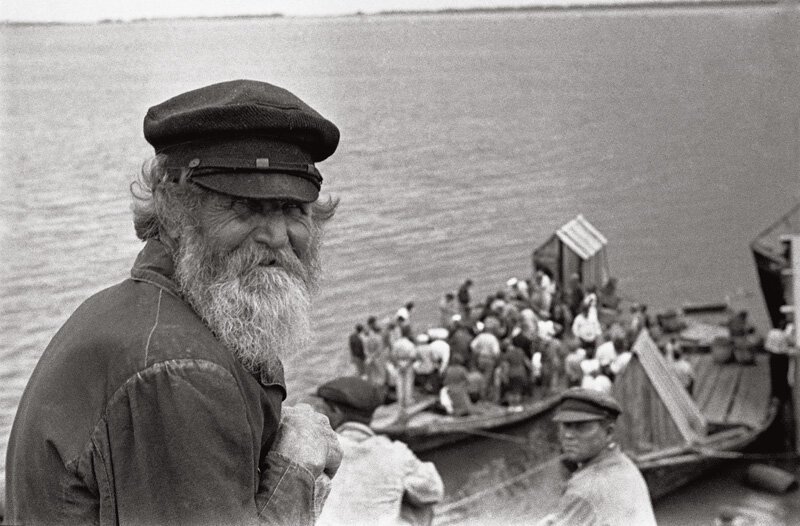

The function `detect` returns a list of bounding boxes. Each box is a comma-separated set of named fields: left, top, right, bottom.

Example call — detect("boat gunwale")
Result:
left=375, top=393, right=562, bottom=438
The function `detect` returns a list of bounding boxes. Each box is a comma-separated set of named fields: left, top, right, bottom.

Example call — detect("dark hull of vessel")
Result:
left=639, top=401, right=779, bottom=500
left=377, top=394, right=561, bottom=453
left=750, top=201, right=800, bottom=328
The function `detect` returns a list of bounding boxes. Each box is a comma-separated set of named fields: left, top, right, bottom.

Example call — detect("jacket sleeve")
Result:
left=254, top=451, right=318, bottom=526
left=536, top=491, right=600, bottom=526
left=100, top=359, right=313, bottom=525
left=399, top=443, right=444, bottom=507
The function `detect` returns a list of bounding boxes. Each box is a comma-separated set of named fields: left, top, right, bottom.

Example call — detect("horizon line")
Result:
left=0, top=0, right=779, bottom=26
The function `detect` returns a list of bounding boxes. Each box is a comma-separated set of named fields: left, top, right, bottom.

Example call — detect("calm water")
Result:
left=1, top=4, right=799, bottom=499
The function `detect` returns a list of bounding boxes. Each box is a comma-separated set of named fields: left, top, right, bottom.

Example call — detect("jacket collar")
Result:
left=336, top=421, right=376, bottom=440
left=130, top=238, right=181, bottom=297
left=129, top=238, right=286, bottom=397
left=561, top=442, right=619, bottom=473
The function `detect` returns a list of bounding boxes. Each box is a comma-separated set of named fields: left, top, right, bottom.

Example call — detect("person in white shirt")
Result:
left=571, top=301, right=602, bottom=357
left=312, top=377, right=444, bottom=526
left=428, top=335, right=451, bottom=374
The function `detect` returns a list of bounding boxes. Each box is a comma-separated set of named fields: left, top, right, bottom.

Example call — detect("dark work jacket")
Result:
left=5, top=240, right=315, bottom=525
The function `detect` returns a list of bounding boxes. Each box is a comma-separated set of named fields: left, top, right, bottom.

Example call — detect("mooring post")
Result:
left=790, top=235, right=800, bottom=453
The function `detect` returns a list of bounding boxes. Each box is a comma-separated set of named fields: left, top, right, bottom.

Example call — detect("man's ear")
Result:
left=604, top=419, right=617, bottom=442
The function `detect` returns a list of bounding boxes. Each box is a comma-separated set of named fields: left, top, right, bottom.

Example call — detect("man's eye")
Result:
left=230, top=198, right=260, bottom=214
left=283, top=202, right=309, bottom=215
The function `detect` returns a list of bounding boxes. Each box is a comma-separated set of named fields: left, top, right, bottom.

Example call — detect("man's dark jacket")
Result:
left=5, top=240, right=315, bottom=525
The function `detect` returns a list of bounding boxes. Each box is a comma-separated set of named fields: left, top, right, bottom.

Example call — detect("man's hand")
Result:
left=273, top=403, right=343, bottom=478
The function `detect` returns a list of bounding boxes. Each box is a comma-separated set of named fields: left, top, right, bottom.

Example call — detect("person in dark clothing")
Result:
left=448, top=320, right=474, bottom=367
left=5, top=80, right=343, bottom=525
left=457, top=279, right=474, bottom=321
left=498, top=345, right=533, bottom=405
left=511, top=326, right=535, bottom=360
left=598, top=277, right=621, bottom=311
left=349, top=324, right=366, bottom=376
left=565, top=273, right=585, bottom=317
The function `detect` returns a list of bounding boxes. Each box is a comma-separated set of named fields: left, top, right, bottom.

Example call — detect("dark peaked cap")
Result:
left=143, top=79, right=340, bottom=202
left=317, top=377, right=384, bottom=422
left=553, top=387, right=622, bottom=422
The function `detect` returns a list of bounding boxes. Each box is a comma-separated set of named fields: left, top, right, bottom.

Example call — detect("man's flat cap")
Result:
left=143, top=79, right=339, bottom=202
left=552, top=387, right=622, bottom=422
left=317, top=377, right=385, bottom=420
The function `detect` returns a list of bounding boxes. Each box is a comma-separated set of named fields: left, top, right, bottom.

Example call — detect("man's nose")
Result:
left=252, top=211, right=289, bottom=248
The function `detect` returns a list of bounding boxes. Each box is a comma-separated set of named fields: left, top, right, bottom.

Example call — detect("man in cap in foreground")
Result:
left=6, top=80, right=343, bottom=524
left=539, top=388, right=656, bottom=526
left=310, top=377, right=444, bottom=525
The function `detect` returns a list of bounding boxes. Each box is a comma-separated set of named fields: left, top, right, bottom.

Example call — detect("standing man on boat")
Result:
left=349, top=323, right=367, bottom=377
left=457, top=279, right=474, bottom=321
left=539, top=388, right=657, bottom=526
left=5, top=80, right=343, bottom=524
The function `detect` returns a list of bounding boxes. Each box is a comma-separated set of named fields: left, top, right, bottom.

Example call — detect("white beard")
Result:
left=174, top=229, right=321, bottom=377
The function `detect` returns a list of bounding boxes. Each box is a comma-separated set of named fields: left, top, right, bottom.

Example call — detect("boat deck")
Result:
left=689, top=352, right=771, bottom=430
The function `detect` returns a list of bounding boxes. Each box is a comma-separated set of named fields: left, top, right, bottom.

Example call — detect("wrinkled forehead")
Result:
left=200, top=187, right=309, bottom=207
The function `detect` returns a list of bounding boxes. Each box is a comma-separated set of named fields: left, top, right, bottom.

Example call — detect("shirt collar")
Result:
left=336, top=421, right=376, bottom=439
left=562, top=442, right=619, bottom=473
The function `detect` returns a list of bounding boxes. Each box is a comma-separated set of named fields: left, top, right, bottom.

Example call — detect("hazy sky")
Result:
left=3, top=0, right=541, bottom=22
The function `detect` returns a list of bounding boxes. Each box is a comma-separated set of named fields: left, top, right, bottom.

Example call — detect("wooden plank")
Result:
left=615, top=357, right=656, bottom=452
left=370, top=395, right=438, bottom=430
left=694, top=356, right=730, bottom=413
left=614, top=351, right=691, bottom=454
left=632, top=331, right=706, bottom=440
left=701, top=365, right=742, bottom=424
left=727, top=356, right=771, bottom=428
left=690, top=354, right=713, bottom=381
left=691, top=355, right=719, bottom=411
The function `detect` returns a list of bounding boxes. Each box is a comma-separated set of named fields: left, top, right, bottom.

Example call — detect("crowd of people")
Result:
left=347, top=268, right=697, bottom=417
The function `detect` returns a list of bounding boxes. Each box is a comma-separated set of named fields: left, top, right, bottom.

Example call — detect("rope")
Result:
left=695, top=449, right=800, bottom=461
left=435, top=428, right=800, bottom=462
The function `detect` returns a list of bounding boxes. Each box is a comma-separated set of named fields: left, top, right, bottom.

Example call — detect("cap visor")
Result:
left=552, top=410, right=607, bottom=423
left=192, top=171, right=319, bottom=202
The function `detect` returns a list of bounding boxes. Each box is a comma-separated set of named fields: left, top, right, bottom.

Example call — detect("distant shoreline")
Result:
left=0, top=0, right=782, bottom=27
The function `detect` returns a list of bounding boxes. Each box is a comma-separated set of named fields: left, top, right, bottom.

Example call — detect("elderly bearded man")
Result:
left=5, top=80, right=344, bottom=525
left=538, top=388, right=656, bottom=526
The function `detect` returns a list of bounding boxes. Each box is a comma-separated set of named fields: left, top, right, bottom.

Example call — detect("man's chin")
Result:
left=560, top=447, right=583, bottom=462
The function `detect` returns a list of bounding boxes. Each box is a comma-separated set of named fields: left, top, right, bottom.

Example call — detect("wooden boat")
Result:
left=370, top=391, right=562, bottom=453
left=364, top=214, right=780, bottom=522
left=432, top=325, right=777, bottom=524
left=618, top=326, right=777, bottom=500
left=370, top=214, right=611, bottom=454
